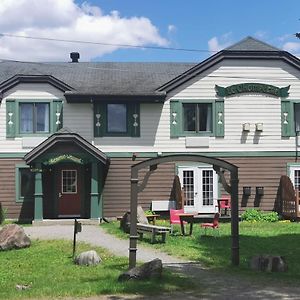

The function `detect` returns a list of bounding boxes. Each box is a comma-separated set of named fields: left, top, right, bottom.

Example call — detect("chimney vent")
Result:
left=70, top=52, right=80, bottom=63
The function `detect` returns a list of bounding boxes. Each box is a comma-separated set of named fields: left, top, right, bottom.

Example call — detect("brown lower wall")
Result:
left=0, top=159, right=34, bottom=220
left=102, top=156, right=295, bottom=217
left=0, top=156, right=297, bottom=219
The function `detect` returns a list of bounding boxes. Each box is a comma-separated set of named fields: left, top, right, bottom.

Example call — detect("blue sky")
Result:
left=0, top=0, right=299, bottom=62
left=86, top=0, right=300, bottom=62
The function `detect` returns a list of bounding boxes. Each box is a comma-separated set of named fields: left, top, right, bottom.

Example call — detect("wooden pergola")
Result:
left=129, top=154, right=239, bottom=269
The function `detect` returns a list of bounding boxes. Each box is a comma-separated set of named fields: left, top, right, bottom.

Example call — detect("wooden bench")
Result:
left=136, top=223, right=170, bottom=243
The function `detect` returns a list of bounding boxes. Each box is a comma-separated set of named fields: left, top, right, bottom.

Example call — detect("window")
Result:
left=183, top=103, right=212, bottom=133
left=94, top=102, right=140, bottom=137
left=294, top=103, right=300, bottom=133
left=62, top=170, right=77, bottom=194
left=20, top=103, right=50, bottom=133
left=107, top=104, right=127, bottom=133
left=170, top=100, right=224, bottom=137
left=6, top=99, right=63, bottom=138
left=15, top=166, right=34, bottom=202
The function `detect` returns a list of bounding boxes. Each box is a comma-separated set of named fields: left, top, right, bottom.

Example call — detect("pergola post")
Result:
left=230, top=169, right=239, bottom=266
left=129, top=168, right=139, bottom=269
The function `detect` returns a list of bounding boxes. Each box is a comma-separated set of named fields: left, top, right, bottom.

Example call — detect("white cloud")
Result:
left=282, top=41, right=300, bottom=53
left=208, top=34, right=232, bottom=53
left=0, top=0, right=168, bottom=61
left=255, top=31, right=267, bottom=40
left=168, top=25, right=176, bottom=34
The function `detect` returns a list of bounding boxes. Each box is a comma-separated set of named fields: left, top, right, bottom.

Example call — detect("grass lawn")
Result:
left=0, top=240, right=194, bottom=300
left=102, top=220, right=300, bottom=283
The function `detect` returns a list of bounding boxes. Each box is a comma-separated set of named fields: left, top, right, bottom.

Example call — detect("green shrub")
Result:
left=241, top=209, right=279, bottom=222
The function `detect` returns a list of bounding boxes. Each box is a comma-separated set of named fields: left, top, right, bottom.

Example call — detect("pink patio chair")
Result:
left=200, top=213, right=220, bottom=236
left=170, top=208, right=187, bottom=234
left=219, top=195, right=231, bottom=216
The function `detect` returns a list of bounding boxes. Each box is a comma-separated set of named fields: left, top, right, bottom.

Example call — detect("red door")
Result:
left=57, top=166, right=81, bottom=217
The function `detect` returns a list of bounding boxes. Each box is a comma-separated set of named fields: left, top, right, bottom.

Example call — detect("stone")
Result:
left=75, top=250, right=101, bottom=266
left=118, top=258, right=162, bottom=281
left=249, top=255, right=287, bottom=272
left=0, top=224, right=31, bottom=251
left=137, top=205, right=148, bottom=224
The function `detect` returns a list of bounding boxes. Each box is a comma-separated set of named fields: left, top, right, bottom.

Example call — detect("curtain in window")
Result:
left=36, top=103, right=49, bottom=132
left=20, top=104, right=33, bottom=133
left=206, top=104, right=212, bottom=132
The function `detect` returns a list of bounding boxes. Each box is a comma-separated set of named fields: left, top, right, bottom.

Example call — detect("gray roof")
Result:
left=0, top=60, right=195, bottom=95
left=225, top=36, right=280, bottom=52
left=0, top=37, right=287, bottom=97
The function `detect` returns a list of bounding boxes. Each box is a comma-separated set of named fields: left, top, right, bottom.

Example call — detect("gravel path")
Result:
left=24, top=225, right=187, bottom=264
left=24, top=225, right=300, bottom=300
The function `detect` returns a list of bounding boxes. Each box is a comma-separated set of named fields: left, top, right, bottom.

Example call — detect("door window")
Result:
left=62, top=170, right=77, bottom=194
left=202, top=170, right=214, bottom=206
left=182, top=170, right=195, bottom=207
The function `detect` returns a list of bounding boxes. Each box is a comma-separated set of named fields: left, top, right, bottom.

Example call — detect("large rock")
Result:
left=249, top=255, right=287, bottom=272
left=0, top=224, right=31, bottom=251
left=75, top=250, right=101, bottom=266
left=118, top=258, right=162, bottom=281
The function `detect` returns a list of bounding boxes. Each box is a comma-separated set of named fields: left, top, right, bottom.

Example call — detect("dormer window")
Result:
left=20, top=103, right=50, bottom=133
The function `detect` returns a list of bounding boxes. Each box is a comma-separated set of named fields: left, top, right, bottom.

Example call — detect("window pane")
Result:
left=183, top=104, right=196, bottom=131
left=198, top=103, right=212, bottom=132
left=62, top=170, right=77, bottom=193
left=107, top=104, right=127, bottom=133
left=20, top=169, right=34, bottom=199
left=20, top=104, right=33, bottom=133
left=36, top=103, right=49, bottom=132
left=295, top=104, right=300, bottom=133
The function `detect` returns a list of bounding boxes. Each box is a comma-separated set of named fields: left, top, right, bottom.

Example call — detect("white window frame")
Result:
left=61, top=169, right=77, bottom=194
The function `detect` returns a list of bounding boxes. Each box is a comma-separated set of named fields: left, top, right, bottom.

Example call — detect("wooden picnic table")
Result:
left=146, top=214, right=160, bottom=225
left=177, top=213, right=195, bottom=236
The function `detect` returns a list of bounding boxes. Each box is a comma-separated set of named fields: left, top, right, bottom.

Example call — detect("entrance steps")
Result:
left=32, top=218, right=100, bottom=226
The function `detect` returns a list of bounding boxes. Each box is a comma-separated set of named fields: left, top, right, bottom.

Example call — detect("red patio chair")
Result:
left=219, top=195, right=231, bottom=216
left=200, top=213, right=220, bottom=236
left=170, top=208, right=187, bottom=234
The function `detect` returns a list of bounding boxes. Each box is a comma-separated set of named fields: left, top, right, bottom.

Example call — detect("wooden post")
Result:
left=129, top=168, right=139, bottom=269
left=231, top=169, right=239, bottom=266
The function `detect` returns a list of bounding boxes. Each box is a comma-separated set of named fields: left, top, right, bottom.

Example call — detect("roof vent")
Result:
left=70, top=52, right=80, bottom=63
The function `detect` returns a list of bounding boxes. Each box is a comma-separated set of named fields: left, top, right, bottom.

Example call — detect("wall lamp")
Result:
left=243, top=186, right=251, bottom=197
left=255, top=123, right=263, bottom=132
left=242, top=123, right=250, bottom=132
left=256, top=186, right=264, bottom=196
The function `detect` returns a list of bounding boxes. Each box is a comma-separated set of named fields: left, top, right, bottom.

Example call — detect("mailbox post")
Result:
left=73, top=219, right=82, bottom=259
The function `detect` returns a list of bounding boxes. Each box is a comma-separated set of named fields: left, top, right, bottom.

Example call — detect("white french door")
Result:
left=178, top=166, right=218, bottom=213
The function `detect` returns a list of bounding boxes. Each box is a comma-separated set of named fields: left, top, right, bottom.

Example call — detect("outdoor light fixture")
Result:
left=242, top=123, right=250, bottom=132
left=256, top=186, right=264, bottom=196
left=243, top=186, right=251, bottom=197
left=255, top=123, right=263, bottom=131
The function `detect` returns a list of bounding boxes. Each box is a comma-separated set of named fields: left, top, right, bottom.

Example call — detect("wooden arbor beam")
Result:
left=129, top=154, right=239, bottom=269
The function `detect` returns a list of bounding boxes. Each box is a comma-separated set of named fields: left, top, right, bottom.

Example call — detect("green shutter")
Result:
left=53, top=100, right=63, bottom=132
left=128, top=102, right=140, bottom=137
left=281, top=101, right=293, bottom=137
left=94, top=103, right=105, bottom=137
left=6, top=100, right=16, bottom=138
left=215, top=99, right=224, bottom=137
left=170, top=101, right=181, bottom=137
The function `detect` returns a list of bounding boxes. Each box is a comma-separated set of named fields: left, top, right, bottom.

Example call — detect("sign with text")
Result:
left=215, top=83, right=290, bottom=98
